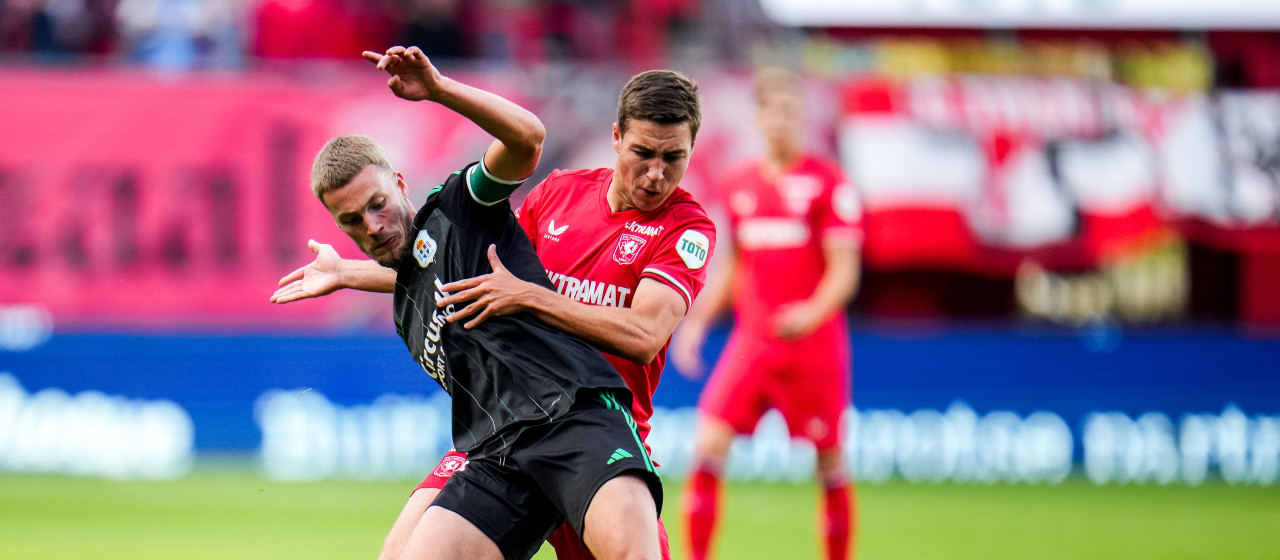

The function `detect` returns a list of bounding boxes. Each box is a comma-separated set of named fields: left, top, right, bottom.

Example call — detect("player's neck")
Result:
left=606, top=175, right=631, bottom=214
left=763, top=142, right=802, bottom=177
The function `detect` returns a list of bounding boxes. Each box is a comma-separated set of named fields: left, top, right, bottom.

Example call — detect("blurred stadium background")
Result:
left=2, top=0, right=1280, bottom=558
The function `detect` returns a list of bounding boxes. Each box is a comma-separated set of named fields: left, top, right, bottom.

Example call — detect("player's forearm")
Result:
left=340, top=259, right=397, bottom=293
left=523, top=286, right=669, bottom=364
left=429, top=76, right=545, bottom=181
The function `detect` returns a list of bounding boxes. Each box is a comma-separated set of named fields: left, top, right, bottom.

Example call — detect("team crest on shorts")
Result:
left=432, top=455, right=467, bottom=478
left=612, top=233, right=647, bottom=265
left=413, top=230, right=437, bottom=268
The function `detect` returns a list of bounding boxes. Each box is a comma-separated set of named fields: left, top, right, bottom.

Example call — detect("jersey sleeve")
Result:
left=813, top=162, right=864, bottom=248
left=432, top=161, right=514, bottom=229
left=514, top=175, right=550, bottom=248
left=466, top=158, right=526, bottom=205
left=639, top=211, right=717, bottom=311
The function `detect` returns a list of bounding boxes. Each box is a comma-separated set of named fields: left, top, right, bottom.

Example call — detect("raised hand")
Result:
left=271, top=239, right=346, bottom=304
left=772, top=299, right=826, bottom=341
left=361, top=46, right=445, bottom=102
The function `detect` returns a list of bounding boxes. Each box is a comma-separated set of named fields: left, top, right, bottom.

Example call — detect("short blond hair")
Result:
left=311, top=134, right=394, bottom=200
left=754, top=66, right=800, bottom=105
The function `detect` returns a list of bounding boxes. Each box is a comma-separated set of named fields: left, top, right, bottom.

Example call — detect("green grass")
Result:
left=3, top=462, right=1279, bottom=560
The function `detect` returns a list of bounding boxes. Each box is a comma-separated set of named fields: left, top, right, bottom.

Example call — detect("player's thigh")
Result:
left=547, top=509, right=673, bottom=560
left=399, top=505, right=503, bottom=560
left=775, top=332, right=850, bottom=449
left=582, top=474, right=660, bottom=560
left=431, top=457, right=562, bottom=560
left=521, top=392, right=662, bottom=541
left=698, top=331, right=772, bottom=434
left=380, top=487, right=439, bottom=560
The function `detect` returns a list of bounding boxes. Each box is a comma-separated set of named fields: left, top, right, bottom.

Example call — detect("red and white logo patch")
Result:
left=432, top=455, right=467, bottom=479
left=612, top=233, right=647, bottom=265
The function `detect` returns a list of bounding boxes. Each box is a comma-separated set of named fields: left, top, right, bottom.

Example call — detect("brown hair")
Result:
left=754, top=66, right=800, bottom=105
left=617, top=69, right=702, bottom=141
left=310, top=134, right=394, bottom=200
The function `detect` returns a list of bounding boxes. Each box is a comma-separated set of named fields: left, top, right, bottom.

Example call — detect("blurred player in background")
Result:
left=274, top=65, right=715, bottom=560
left=298, top=45, right=669, bottom=560
left=671, top=67, right=863, bottom=560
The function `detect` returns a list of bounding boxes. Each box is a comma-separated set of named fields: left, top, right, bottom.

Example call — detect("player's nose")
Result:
left=365, top=212, right=384, bottom=237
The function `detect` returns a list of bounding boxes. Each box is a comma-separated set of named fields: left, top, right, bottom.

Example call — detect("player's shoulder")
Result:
left=660, top=188, right=715, bottom=228
left=526, top=167, right=605, bottom=210
left=543, top=167, right=611, bottom=187
left=801, top=153, right=849, bottom=182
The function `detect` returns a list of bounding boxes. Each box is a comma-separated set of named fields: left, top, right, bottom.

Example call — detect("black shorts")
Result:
left=431, top=389, right=663, bottom=560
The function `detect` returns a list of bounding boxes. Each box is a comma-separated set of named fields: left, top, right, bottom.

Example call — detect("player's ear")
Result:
left=612, top=122, right=622, bottom=153
left=394, top=171, right=410, bottom=197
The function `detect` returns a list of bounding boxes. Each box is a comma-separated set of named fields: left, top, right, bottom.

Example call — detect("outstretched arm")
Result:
left=271, top=240, right=396, bottom=304
left=362, top=46, right=544, bottom=183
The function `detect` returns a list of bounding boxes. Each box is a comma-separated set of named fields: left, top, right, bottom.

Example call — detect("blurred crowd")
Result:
left=0, top=0, right=715, bottom=70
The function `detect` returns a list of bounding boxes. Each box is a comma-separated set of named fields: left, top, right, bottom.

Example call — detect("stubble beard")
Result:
left=373, top=212, right=416, bottom=269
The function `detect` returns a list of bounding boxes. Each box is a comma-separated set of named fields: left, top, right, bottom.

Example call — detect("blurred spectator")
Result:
left=1, top=0, right=116, bottom=54
left=114, top=0, right=245, bottom=69
left=252, top=0, right=393, bottom=59
left=395, top=0, right=465, bottom=61
left=615, top=0, right=699, bottom=65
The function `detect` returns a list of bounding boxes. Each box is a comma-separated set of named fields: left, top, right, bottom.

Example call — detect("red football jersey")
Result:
left=719, top=154, right=862, bottom=332
left=517, top=167, right=716, bottom=440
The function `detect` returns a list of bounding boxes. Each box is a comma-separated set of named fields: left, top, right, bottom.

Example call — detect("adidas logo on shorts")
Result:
left=607, top=448, right=633, bottom=465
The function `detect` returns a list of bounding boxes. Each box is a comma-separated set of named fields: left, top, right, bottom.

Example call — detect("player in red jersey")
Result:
left=670, top=67, right=863, bottom=560
left=274, top=69, right=714, bottom=560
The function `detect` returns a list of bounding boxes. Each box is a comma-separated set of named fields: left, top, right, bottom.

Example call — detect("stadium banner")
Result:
left=839, top=76, right=1280, bottom=272
left=3, top=68, right=1279, bottom=328
left=0, top=67, right=512, bottom=330
left=758, top=0, right=1280, bottom=29
left=3, top=325, right=1277, bottom=485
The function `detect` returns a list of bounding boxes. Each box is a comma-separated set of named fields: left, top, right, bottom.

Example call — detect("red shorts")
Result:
left=698, top=319, right=851, bottom=450
left=416, top=448, right=469, bottom=491
left=416, top=450, right=672, bottom=560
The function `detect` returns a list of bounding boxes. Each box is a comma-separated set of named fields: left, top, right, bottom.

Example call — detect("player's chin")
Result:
left=371, top=240, right=408, bottom=268
left=633, top=189, right=667, bottom=211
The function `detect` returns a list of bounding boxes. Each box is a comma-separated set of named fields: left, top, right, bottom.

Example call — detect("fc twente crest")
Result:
left=612, top=233, right=647, bottom=265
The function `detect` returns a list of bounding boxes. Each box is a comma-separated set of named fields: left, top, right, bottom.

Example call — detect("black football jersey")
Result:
left=392, top=162, right=631, bottom=459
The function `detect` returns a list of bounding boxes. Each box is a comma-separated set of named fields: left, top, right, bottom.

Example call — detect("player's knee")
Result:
left=816, top=448, right=850, bottom=487
left=693, top=418, right=736, bottom=457
left=590, top=536, right=662, bottom=560
left=816, top=447, right=846, bottom=472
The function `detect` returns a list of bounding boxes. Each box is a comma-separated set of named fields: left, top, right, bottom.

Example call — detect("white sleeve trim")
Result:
left=642, top=267, right=693, bottom=308
left=480, top=158, right=528, bottom=185
left=466, top=159, right=529, bottom=207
